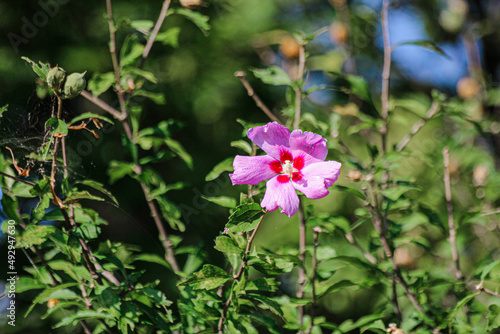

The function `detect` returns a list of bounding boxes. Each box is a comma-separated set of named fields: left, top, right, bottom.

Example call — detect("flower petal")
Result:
left=230, top=155, right=278, bottom=185
left=292, top=175, right=329, bottom=199
left=290, top=129, right=328, bottom=161
left=261, top=175, right=299, bottom=217
left=301, top=160, right=342, bottom=187
left=247, top=122, right=290, bottom=160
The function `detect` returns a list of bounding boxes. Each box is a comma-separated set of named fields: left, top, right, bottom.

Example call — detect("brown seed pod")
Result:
left=279, top=36, right=300, bottom=59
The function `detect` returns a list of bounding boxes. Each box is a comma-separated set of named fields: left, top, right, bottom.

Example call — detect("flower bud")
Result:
left=46, top=66, right=66, bottom=91
left=457, top=76, right=480, bottom=100
left=47, top=299, right=59, bottom=309
left=63, top=72, right=86, bottom=99
left=347, top=170, right=362, bottom=181
left=329, top=22, right=349, bottom=44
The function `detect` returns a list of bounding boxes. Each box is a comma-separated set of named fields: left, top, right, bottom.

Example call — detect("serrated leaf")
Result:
left=17, top=225, right=57, bottom=248
left=214, top=236, right=243, bottom=254
left=205, top=157, right=233, bottom=181
left=229, top=202, right=264, bottom=224
left=252, top=66, right=292, bottom=86
left=179, top=264, right=232, bottom=290
left=156, top=27, right=181, bottom=47
left=202, top=196, right=236, bottom=208
left=394, top=40, right=450, bottom=59
left=87, top=72, right=115, bottom=97
left=246, top=278, right=279, bottom=292
left=22, top=57, right=50, bottom=80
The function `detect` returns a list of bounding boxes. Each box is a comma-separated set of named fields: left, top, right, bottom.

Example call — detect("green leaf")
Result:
left=45, top=117, right=68, bottom=135
left=107, top=161, right=136, bottom=184
left=73, top=223, right=100, bottom=240
left=120, top=35, right=145, bottom=67
left=131, top=20, right=154, bottom=32
left=334, top=185, right=365, bottom=200
left=202, top=195, right=237, bottom=208
left=0, top=104, right=8, bottom=118
left=170, top=8, right=210, bottom=36
left=132, top=89, right=166, bottom=104
left=229, top=202, right=264, bottom=225
left=246, top=278, right=279, bottom=292
left=25, top=282, right=79, bottom=317
left=317, top=280, right=357, bottom=298
left=247, top=293, right=284, bottom=318
left=17, top=225, right=57, bottom=248
left=156, top=27, right=181, bottom=47
left=252, top=66, right=293, bottom=86
left=380, top=184, right=421, bottom=201
left=214, top=236, right=243, bottom=254
left=179, top=264, right=232, bottom=290
left=487, top=304, right=500, bottom=331
left=76, top=180, right=118, bottom=205
left=231, top=140, right=253, bottom=155
left=21, top=57, right=50, bottom=80
left=339, top=314, right=385, bottom=332
left=479, top=260, right=500, bottom=281
left=445, top=293, right=479, bottom=327
left=87, top=72, right=115, bottom=97
left=164, top=138, right=193, bottom=169
left=205, top=157, right=233, bottom=181
left=393, top=40, right=450, bottom=59
left=126, top=67, right=158, bottom=83
left=53, top=311, right=115, bottom=329
left=65, top=190, right=105, bottom=202
left=134, top=253, right=172, bottom=270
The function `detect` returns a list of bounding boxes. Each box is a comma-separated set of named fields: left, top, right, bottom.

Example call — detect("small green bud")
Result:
left=63, top=72, right=86, bottom=99
left=46, top=66, right=66, bottom=91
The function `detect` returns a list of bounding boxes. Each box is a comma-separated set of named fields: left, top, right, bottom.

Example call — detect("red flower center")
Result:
left=269, top=150, right=303, bottom=183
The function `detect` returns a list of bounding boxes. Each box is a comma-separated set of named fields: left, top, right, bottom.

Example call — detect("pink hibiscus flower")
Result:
left=230, top=122, right=342, bottom=217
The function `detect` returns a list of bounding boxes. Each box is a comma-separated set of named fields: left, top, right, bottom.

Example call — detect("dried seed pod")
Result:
left=63, top=72, right=86, bottom=99
left=46, top=66, right=66, bottom=91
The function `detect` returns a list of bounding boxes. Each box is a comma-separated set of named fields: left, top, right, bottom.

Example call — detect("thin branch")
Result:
left=0, top=171, right=35, bottom=186
left=297, top=199, right=307, bottom=334
left=305, top=227, right=321, bottom=334
left=140, top=182, right=181, bottom=273
left=293, top=44, right=306, bottom=130
left=362, top=183, right=425, bottom=315
left=140, top=0, right=172, bottom=68
left=442, top=148, right=463, bottom=280
left=396, top=101, right=440, bottom=152
left=234, top=71, right=282, bottom=124
left=218, top=211, right=267, bottom=333
left=476, top=283, right=500, bottom=298
left=380, top=0, right=391, bottom=123
left=105, top=0, right=128, bottom=119
left=80, top=90, right=125, bottom=121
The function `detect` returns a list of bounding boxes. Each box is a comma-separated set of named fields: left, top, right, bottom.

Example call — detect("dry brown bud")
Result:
left=387, top=323, right=405, bottom=334
left=347, top=170, right=362, bottom=181
left=179, top=0, right=205, bottom=9
left=473, top=164, right=489, bottom=186
left=47, top=299, right=59, bottom=309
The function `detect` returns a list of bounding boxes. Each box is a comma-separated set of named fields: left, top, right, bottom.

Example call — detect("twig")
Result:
left=396, top=101, right=440, bottom=152
left=217, top=211, right=267, bottom=333
left=476, top=283, right=500, bottom=298
left=140, top=182, right=181, bottom=273
left=362, top=183, right=425, bottom=315
left=305, top=227, right=322, bottom=334
left=297, top=200, right=307, bottom=334
left=140, top=0, right=172, bottom=68
left=442, top=148, right=463, bottom=280
left=234, top=71, right=282, bottom=124
left=293, top=44, right=306, bottom=130
left=380, top=0, right=391, bottom=124
left=105, top=0, right=128, bottom=120
left=0, top=171, right=35, bottom=186
left=80, top=90, right=125, bottom=121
